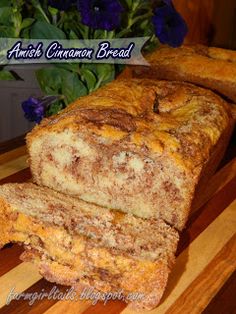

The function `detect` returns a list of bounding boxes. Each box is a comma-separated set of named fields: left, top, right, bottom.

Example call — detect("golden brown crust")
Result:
left=0, top=198, right=15, bottom=248
left=27, top=79, right=232, bottom=164
left=207, top=47, right=236, bottom=63
left=26, top=79, right=233, bottom=230
left=0, top=188, right=178, bottom=310
left=133, top=45, right=236, bottom=103
left=36, top=258, right=169, bottom=311
left=192, top=114, right=235, bottom=207
left=0, top=182, right=179, bottom=262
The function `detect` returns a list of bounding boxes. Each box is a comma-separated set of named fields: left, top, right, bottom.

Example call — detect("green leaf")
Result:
left=69, top=30, right=78, bottom=39
left=0, top=70, right=15, bottom=80
left=93, top=29, right=106, bottom=39
left=139, top=18, right=149, bottom=31
left=20, top=18, right=35, bottom=30
left=36, top=67, right=64, bottom=95
left=55, top=63, right=79, bottom=72
left=119, top=0, right=132, bottom=10
left=12, top=11, right=22, bottom=28
left=144, top=39, right=159, bottom=53
left=48, top=6, right=58, bottom=16
left=21, top=27, right=31, bottom=39
left=46, top=101, right=64, bottom=116
left=78, top=63, right=115, bottom=89
left=96, top=64, right=115, bottom=85
left=0, top=7, right=13, bottom=26
left=125, top=0, right=133, bottom=9
left=62, top=72, right=87, bottom=104
left=33, top=10, right=48, bottom=22
left=80, top=68, right=97, bottom=92
left=36, top=67, right=88, bottom=104
left=31, top=21, right=66, bottom=39
left=0, top=0, right=9, bottom=8
left=0, top=26, right=15, bottom=37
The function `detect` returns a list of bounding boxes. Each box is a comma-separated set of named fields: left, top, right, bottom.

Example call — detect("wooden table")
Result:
left=0, top=142, right=235, bottom=314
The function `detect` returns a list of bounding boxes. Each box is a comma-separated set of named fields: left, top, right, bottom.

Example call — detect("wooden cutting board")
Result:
left=0, top=144, right=235, bottom=314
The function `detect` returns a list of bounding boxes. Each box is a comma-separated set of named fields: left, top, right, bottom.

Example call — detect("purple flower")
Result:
left=48, top=0, right=75, bottom=11
left=77, top=0, right=123, bottom=31
left=22, top=96, right=58, bottom=123
left=162, top=0, right=172, bottom=5
left=152, top=1, right=188, bottom=47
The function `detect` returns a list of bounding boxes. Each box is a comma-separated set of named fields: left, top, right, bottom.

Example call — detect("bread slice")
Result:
left=0, top=183, right=179, bottom=311
left=132, top=45, right=236, bottom=103
left=26, top=79, right=233, bottom=230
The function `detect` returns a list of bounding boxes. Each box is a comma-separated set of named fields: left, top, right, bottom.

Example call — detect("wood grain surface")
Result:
left=173, top=0, right=236, bottom=49
left=173, top=0, right=214, bottom=45
left=0, top=142, right=235, bottom=314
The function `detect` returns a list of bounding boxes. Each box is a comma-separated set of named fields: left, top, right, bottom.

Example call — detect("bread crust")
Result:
left=26, top=79, right=234, bottom=230
left=133, top=45, right=236, bottom=103
left=35, top=258, right=169, bottom=311
left=192, top=115, right=235, bottom=211
left=0, top=188, right=179, bottom=311
left=0, top=198, right=12, bottom=248
left=0, top=182, right=179, bottom=262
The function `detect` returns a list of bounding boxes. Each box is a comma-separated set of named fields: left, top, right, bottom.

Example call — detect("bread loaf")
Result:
left=27, top=79, right=234, bottom=230
left=0, top=183, right=179, bottom=311
left=132, top=45, right=236, bottom=103
left=27, top=80, right=232, bottom=230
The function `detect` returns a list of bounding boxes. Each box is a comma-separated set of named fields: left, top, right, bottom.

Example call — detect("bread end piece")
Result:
left=135, top=45, right=236, bottom=103
left=0, top=183, right=179, bottom=310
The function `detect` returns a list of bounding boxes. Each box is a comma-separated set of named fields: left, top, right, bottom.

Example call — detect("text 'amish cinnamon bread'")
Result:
left=0, top=183, right=179, bottom=311
left=26, top=79, right=234, bottom=231
left=133, top=45, right=236, bottom=103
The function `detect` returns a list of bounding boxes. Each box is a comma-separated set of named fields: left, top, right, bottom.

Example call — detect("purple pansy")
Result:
left=152, top=0, right=188, bottom=47
left=77, top=0, right=123, bottom=31
left=48, top=0, right=75, bottom=11
left=22, top=96, right=58, bottom=123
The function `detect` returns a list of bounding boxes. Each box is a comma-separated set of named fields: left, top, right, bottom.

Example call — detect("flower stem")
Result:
left=40, top=95, right=60, bottom=107
left=52, top=14, right=57, bottom=25
left=132, top=0, right=141, bottom=12
left=94, top=75, right=105, bottom=90
left=131, top=12, right=153, bottom=25
left=108, top=31, right=115, bottom=39
left=127, top=0, right=141, bottom=26
left=84, top=26, right=90, bottom=39
left=32, top=1, right=50, bottom=24
left=117, top=28, right=131, bottom=38
left=117, top=1, right=151, bottom=37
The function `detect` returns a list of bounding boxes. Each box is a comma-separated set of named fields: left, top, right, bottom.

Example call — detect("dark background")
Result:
left=175, top=0, right=236, bottom=49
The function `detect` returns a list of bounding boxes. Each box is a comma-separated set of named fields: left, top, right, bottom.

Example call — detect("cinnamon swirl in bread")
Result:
left=0, top=183, right=178, bottom=311
left=26, top=79, right=234, bottom=230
